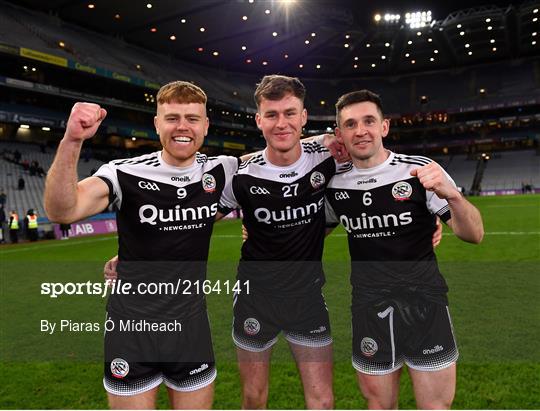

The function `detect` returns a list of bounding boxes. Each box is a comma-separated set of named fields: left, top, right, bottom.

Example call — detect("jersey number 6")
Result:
left=363, top=192, right=372, bottom=206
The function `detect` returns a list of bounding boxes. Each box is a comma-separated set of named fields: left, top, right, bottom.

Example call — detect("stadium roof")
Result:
left=6, top=0, right=540, bottom=77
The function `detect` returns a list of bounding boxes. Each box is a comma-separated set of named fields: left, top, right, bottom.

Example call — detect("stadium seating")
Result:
left=481, top=150, right=540, bottom=191
left=440, top=154, right=479, bottom=192
left=0, top=141, right=104, bottom=218
left=2, top=2, right=539, bottom=116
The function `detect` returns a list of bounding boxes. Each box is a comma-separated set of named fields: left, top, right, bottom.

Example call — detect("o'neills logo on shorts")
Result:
left=244, top=318, right=260, bottom=335
left=360, top=337, right=378, bottom=357
left=111, top=358, right=129, bottom=378
left=423, top=345, right=444, bottom=355
left=189, top=363, right=209, bottom=375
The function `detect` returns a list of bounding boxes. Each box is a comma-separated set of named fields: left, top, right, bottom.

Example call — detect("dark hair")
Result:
left=254, top=75, right=306, bottom=108
left=335, top=90, right=384, bottom=125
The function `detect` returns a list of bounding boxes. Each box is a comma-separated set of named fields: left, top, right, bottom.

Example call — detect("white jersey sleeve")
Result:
left=218, top=156, right=240, bottom=211
left=94, top=162, right=122, bottom=209
left=426, top=168, right=457, bottom=220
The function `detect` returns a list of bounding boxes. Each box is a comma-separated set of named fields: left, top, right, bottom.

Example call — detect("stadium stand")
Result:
left=481, top=149, right=540, bottom=191
left=0, top=141, right=104, bottom=217
left=1, top=1, right=539, bottom=116
left=439, top=154, right=479, bottom=193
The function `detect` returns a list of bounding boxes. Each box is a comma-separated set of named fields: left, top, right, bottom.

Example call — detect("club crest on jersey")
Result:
left=360, top=337, right=378, bottom=357
left=244, top=318, right=260, bottom=335
left=110, top=358, right=129, bottom=378
left=392, top=181, right=412, bottom=201
left=202, top=173, right=216, bottom=193
left=310, top=171, right=325, bottom=189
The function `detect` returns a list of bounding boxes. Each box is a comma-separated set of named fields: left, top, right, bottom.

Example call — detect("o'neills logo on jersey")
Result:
left=254, top=198, right=324, bottom=224
left=139, top=203, right=218, bottom=225
left=202, top=173, right=216, bottom=193
left=310, top=171, right=325, bottom=189
left=357, top=178, right=377, bottom=185
left=340, top=211, right=412, bottom=233
left=279, top=171, right=298, bottom=178
left=171, top=176, right=190, bottom=182
left=392, top=181, right=412, bottom=201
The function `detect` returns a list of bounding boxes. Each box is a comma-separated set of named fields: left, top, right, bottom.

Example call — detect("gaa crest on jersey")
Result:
left=310, top=171, right=325, bottom=189
left=392, top=181, right=412, bottom=201
left=202, top=173, right=216, bottom=193
left=360, top=337, right=378, bottom=357
left=244, top=318, right=260, bottom=335
left=110, top=358, right=129, bottom=378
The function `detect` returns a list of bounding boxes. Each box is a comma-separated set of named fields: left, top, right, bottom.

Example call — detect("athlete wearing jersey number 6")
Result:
left=325, top=90, right=483, bottom=409
left=45, top=81, right=240, bottom=409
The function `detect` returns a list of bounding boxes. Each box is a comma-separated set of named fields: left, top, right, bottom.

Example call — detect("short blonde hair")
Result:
left=157, top=81, right=207, bottom=105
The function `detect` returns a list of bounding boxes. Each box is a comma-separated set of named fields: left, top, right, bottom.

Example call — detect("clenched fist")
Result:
left=410, top=162, right=459, bottom=200
left=65, top=102, right=107, bottom=142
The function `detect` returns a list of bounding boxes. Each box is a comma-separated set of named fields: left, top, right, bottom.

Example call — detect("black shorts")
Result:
left=103, top=310, right=216, bottom=396
left=232, top=289, right=332, bottom=352
left=352, top=295, right=458, bottom=375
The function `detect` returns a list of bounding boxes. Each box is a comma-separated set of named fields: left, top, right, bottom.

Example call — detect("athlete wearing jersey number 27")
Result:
left=45, top=81, right=240, bottom=409
left=219, top=75, right=343, bottom=409
left=325, top=90, right=484, bottom=409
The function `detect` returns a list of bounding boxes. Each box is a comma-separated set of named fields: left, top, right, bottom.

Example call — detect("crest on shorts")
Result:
left=310, top=171, right=325, bottom=189
left=392, top=181, right=412, bottom=201
left=110, top=358, right=129, bottom=378
left=244, top=318, right=260, bottom=335
left=360, top=337, right=378, bottom=357
left=202, top=173, right=216, bottom=193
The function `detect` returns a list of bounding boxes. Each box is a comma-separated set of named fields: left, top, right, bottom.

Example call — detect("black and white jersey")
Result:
left=220, top=141, right=343, bottom=295
left=326, top=152, right=454, bottom=304
left=95, top=151, right=238, bottom=320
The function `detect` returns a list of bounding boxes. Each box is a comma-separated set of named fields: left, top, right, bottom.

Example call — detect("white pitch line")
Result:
left=485, top=205, right=540, bottom=208
left=2, top=231, right=539, bottom=254
left=470, top=231, right=540, bottom=235
left=0, top=236, right=117, bottom=254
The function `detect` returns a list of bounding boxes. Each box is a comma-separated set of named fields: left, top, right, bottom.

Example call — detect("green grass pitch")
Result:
left=1, top=194, right=539, bottom=409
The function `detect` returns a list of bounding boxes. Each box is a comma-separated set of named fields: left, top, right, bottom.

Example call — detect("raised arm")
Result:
left=411, top=162, right=484, bottom=244
left=45, top=103, right=110, bottom=223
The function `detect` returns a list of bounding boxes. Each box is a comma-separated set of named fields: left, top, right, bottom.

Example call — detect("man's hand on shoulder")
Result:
left=322, top=134, right=350, bottom=163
